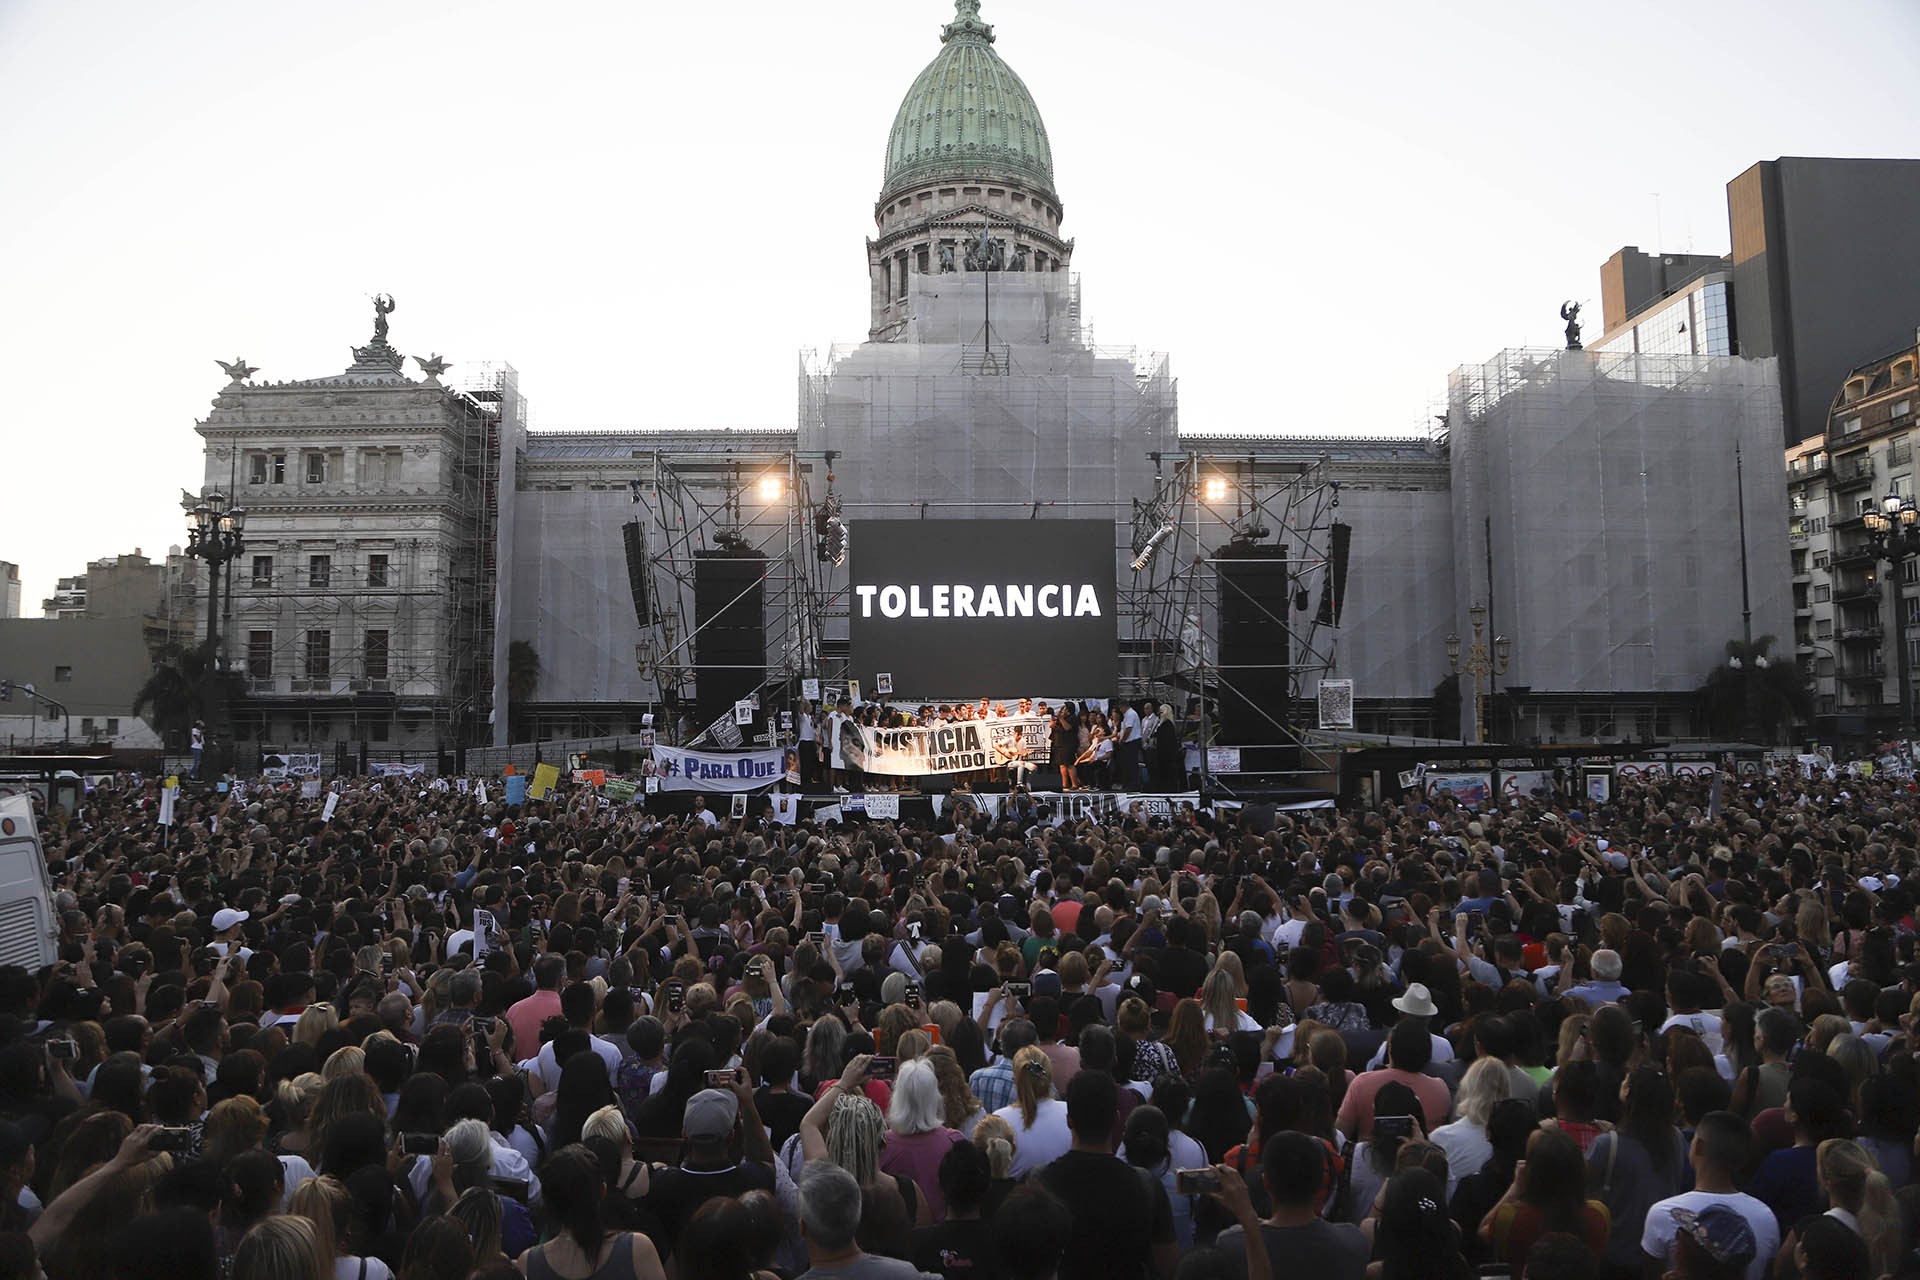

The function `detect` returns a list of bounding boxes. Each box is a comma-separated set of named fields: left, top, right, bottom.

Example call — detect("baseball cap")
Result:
left=211, top=908, right=249, bottom=933
left=1668, top=1205, right=1756, bottom=1267
left=683, top=1088, right=739, bottom=1141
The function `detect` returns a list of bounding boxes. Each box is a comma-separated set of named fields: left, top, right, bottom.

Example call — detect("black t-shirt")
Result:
left=1034, top=1150, right=1174, bottom=1280
left=641, top=1161, right=775, bottom=1259
left=755, top=1087, right=812, bottom=1151
left=1153, top=946, right=1209, bottom=999
left=912, top=1217, right=1001, bottom=1280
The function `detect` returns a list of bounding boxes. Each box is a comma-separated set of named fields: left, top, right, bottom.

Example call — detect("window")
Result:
left=370, top=716, right=391, bottom=742
left=1817, top=620, right=1834, bottom=638
left=1814, top=584, right=1831, bottom=602
left=308, top=554, right=331, bottom=587
left=364, top=629, right=389, bottom=681
left=80, top=719, right=94, bottom=738
left=1894, top=399, right=1912, bottom=419
left=251, top=555, right=273, bottom=587
left=1842, top=416, right=1863, bottom=436
left=247, top=630, right=273, bottom=678
left=360, top=449, right=401, bottom=488
left=105, top=718, right=118, bottom=735
left=1907, top=559, right=1919, bottom=584
left=367, top=554, right=389, bottom=588
left=53, top=666, right=71, bottom=682
left=304, top=630, right=331, bottom=679
left=248, top=452, right=286, bottom=485
left=1814, top=552, right=1831, bottom=569
left=305, top=452, right=329, bottom=484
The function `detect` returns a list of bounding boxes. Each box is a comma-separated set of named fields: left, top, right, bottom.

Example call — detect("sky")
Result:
left=2, top=0, right=1917, bottom=612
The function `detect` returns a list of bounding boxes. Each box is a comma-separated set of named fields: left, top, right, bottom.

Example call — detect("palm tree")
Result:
left=1698, top=635, right=1811, bottom=743
left=506, top=640, right=541, bottom=742
left=132, top=642, right=218, bottom=745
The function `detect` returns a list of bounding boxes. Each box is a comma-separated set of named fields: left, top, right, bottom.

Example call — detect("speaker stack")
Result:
left=693, top=550, right=767, bottom=734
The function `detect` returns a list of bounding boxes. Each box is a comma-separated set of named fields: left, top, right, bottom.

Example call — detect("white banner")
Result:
left=370, top=762, right=427, bottom=778
left=262, top=752, right=324, bottom=779
left=321, top=792, right=340, bottom=822
left=839, top=715, right=1051, bottom=776
left=650, top=743, right=784, bottom=792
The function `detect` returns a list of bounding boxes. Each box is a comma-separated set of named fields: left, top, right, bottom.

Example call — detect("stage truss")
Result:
left=627, top=448, right=835, bottom=743
left=1126, top=451, right=1344, bottom=791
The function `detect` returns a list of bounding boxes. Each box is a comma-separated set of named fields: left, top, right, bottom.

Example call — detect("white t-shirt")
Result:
left=1427, top=1119, right=1491, bottom=1195
left=1119, top=707, right=1141, bottom=743
left=995, top=1099, right=1072, bottom=1178
left=1641, top=1190, right=1780, bottom=1280
left=335, top=1257, right=393, bottom=1280
left=1659, top=1011, right=1724, bottom=1056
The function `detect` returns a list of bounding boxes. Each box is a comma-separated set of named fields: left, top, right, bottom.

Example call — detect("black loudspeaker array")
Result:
left=1215, top=541, right=1291, bottom=746
left=1315, top=520, right=1352, bottom=626
left=621, top=521, right=650, bottom=626
left=692, top=551, right=767, bottom=731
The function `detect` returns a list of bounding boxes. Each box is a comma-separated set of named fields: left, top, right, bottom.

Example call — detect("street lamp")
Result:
left=185, top=489, right=247, bottom=770
left=1446, top=601, right=1510, bottom=743
left=1861, top=489, right=1920, bottom=734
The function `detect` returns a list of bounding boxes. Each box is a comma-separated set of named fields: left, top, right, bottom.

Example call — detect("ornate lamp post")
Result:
left=1862, top=490, right=1920, bottom=735
left=185, top=490, right=247, bottom=767
left=1446, top=602, right=1510, bottom=744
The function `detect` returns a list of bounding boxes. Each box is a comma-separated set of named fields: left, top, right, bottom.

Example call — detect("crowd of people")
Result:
left=0, top=758, right=1918, bottom=1280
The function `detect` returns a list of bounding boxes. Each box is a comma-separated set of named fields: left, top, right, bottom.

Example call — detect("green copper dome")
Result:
left=882, top=0, right=1056, bottom=198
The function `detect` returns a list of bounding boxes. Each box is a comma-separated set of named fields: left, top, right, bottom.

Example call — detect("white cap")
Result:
left=211, top=908, right=248, bottom=932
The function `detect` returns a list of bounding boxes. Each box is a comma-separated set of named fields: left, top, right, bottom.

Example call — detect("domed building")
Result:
left=866, top=0, right=1071, bottom=340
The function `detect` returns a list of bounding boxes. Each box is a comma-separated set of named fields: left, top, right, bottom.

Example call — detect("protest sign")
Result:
left=528, top=763, right=560, bottom=800
left=838, top=715, right=1050, bottom=777
left=650, top=743, right=783, bottom=792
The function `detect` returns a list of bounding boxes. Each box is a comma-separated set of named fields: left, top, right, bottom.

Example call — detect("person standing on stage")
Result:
left=1116, top=699, right=1143, bottom=790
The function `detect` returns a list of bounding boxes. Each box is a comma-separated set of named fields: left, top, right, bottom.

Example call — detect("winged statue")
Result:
left=216, top=357, right=258, bottom=382
left=415, top=354, right=451, bottom=380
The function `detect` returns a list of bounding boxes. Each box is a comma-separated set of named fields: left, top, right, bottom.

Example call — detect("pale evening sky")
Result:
left=2, top=0, right=1916, bottom=610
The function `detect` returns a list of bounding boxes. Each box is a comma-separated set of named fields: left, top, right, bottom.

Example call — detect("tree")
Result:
left=132, top=642, right=225, bottom=745
left=506, top=640, right=541, bottom=742
left=1698, top=635, right=1810, bottom=743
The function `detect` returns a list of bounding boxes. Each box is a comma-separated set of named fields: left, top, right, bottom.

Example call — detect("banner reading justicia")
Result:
left=840, top=715, right=1052, bottom=776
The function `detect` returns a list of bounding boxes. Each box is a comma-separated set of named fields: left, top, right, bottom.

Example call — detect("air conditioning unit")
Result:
left=368, top=679, right=391, bottom=693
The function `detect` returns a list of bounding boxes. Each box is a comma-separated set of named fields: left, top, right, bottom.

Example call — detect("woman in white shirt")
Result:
left=1201, top=965, right=1261, bottom=1036
left=1426, top=1056, right=1509, bottom=1194
left=288, top=1173, right=394, bottom=1280
left=993, top=1047, right=1071, bottom=1178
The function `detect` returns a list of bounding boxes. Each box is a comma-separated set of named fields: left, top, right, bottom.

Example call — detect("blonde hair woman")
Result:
left=271, top=1073, right=325, bottom=1157
left=293, top=1002, right=338, bottom=1049
left=972, top=1112, right=1018, bottom=1180
left=320, top=1045, right=365, bottom=1082
left=1797, top=1138, right=1901, bottom=1277
left=991, top=1046, right=1069, bottom=1178
left=1201, top=966, right=1257, bottom=1037
left=288, top=1174, right=389, bottom=1279
left=1426, top=1057, right=1510, bottom=1189
left=231, top=1215, right=326, bottom=1280
left=924, top=1045, right=986, bottom=1134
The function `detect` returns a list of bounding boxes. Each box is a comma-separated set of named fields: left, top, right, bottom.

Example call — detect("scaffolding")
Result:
left=1127, top=451, right=1345, bottom=791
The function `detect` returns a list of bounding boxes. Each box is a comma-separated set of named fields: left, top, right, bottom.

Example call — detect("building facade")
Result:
left=1786, top=335, right=1920, bottom=738
left=193, top=321, right=519, bottom=752
left=190, top=0, right=1807, bottom=756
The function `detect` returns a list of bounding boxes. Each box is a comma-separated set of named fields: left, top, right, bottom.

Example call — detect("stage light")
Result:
left=1202, top=476, right=1229, bottom=503
left=815, top=493, right=847, bottom=566
left=757, top=475, right=783, bottom=503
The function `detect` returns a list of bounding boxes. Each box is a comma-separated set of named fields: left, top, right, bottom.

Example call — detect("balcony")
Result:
left=1789, top=455, right=1833, bottom=482
left=1834, top=582, right=1884, bottom=606
left=1840, top=663, right=1888, bottom=683
left=1834, top=455, right=1876, bottom=490
left=1839, top=625, right=1885, bottom=642
left=1832, top=544, right=1878, bottom=568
